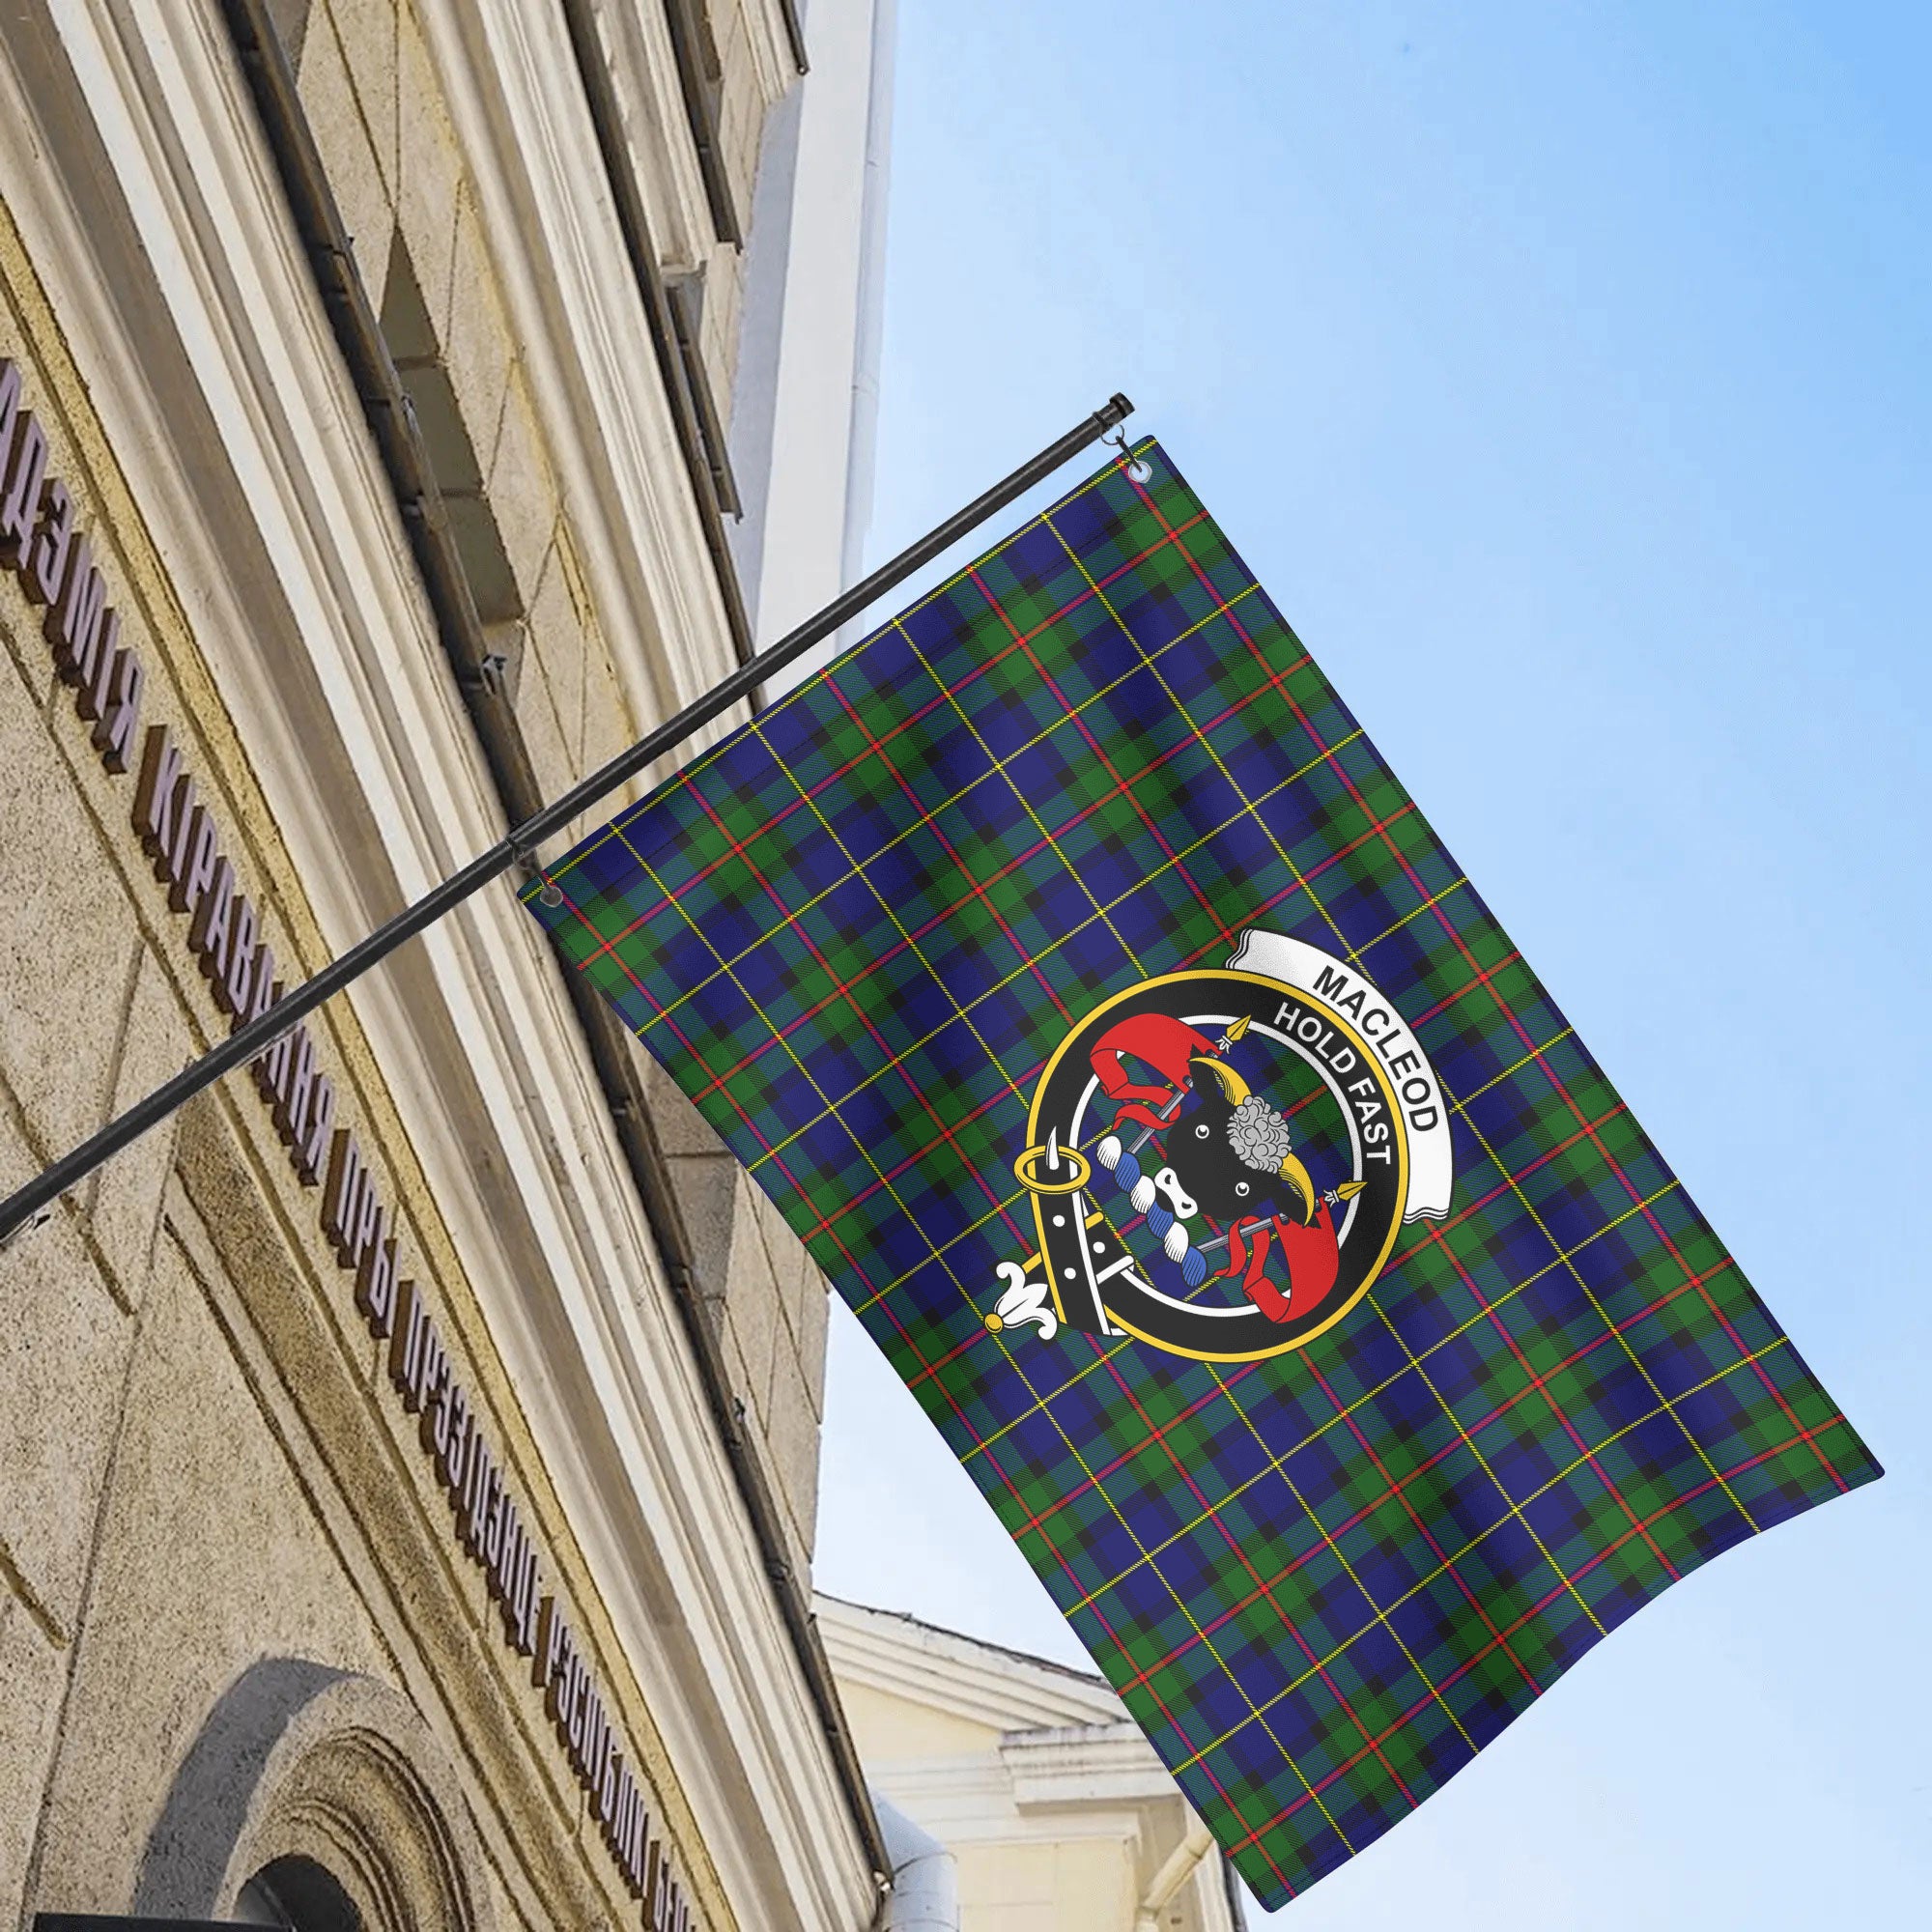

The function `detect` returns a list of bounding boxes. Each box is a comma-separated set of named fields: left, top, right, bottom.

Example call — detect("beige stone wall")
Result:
left=292, top=0, right=830, bottom=1572
left=650, top=1065, right=832, bottom=1574
left=300, top=0, right=634, bottom=775
left=0, top=0, right=851, bottom=1924
left=0, top=198, right=724, bottom=1931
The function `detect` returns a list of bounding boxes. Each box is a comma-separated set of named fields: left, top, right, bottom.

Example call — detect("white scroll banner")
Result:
left=1227, top=929, right=1456, bottom=1223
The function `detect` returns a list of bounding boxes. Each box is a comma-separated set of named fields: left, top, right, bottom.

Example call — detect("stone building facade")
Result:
left=0, top=3, right=892, bottom=1928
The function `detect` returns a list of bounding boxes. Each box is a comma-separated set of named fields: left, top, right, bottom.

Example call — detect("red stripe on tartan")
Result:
left=819, top=669, right=1073, bottom=1023
left=968, top=564, right=1239, bottom=955
left=1406, top=949, right=1524, bottom=1030
left=1085, top=474, right=1324, bottom=770
left=669, top=601, right=1308, bottom=1109
left=1222, top=1413, right=1836, bottom=1857
left=1306, top=1361, right=1547, bottom=1696
left=1390, top=1103, right=1631, bottom=1261
left=1122, top=475, right=1818, bottom=1517
left=574, top=790, right=822, bottom=971
left=686, top=661, right=1394, bottom=1210
left=680, top=784, right=1040, bottom=1258
left=689, top=663, right=1347, bottom=1115
left=1109, top=1416, right=1452, bottom=1701
left=1109, top=1255, right=1739, bottom=1700
left=905, top=1330, right=984, bottom=1388
left=797, top=1075, right=1022, bottom=1242
left=575, top=509, right=1219, bottom=971
left=1040, top=1366, right=1327, bottom=1889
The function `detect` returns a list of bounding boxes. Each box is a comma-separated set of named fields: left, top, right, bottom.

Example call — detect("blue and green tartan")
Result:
left=523, top=442, right=1879, bottom=1908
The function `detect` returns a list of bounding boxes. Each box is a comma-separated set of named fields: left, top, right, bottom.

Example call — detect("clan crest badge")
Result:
left=988, top=930, right=1454, bottom=1362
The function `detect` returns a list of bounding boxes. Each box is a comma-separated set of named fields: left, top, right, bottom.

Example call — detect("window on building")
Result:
left=378, top=232, right=526, bottom=694
left=665, top=270, right=740, bottom=516
left=234, top=1855, right=362, bottom=1932
left=662, top=0, right=740, bottom=245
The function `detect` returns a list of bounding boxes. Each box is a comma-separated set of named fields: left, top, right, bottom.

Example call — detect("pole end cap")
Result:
left=0, top=1204, right=53, bottom=1255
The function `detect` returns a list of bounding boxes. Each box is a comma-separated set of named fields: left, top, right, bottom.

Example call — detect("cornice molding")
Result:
left=425, top=0, right=740, bottom=761
left=1000, top=1724, right=1182, bottom=1809
left=817, top=1597, right=1127, bottom=1736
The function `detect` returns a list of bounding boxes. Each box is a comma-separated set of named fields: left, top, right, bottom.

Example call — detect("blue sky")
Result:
left=813, top=5, right=1931, bottom=1924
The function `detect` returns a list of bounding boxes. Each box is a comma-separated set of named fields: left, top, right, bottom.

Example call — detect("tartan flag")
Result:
left=523, top=443, right=1879, bottom=1907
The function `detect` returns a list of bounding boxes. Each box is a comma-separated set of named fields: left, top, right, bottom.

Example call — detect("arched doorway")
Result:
left=234, top=1855, right=361, bottom=1932
left=137, top=1660, right=491, bottom=1932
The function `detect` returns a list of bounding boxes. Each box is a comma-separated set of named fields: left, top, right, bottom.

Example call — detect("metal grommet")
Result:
left=1106, top=426, right=1152, bottom=486
left=515, top=848, right=563, bottom=907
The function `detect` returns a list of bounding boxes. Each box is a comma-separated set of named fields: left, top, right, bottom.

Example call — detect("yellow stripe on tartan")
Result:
left=836, top=867, right=1479, bottom=1289
left=544, top=449, right=1145, bottom=893
left=1040, top=508, right=1361, bottom=966
left=1208, top=1364, right=1483, bottom=1757
left=629, top=774, right=1359, bottom=1865
left=1348, top=875, right=1471, bottom=960
left=848, top=1187, right=1037, bottom=1315
left=1163, top=1336, right=1798, bottom=1777
left=1449, top=1029, right=1578, bottom=1115
left=738, top=720, right=1366, bottom=1176
left=891, top=613, right=1148, bottom=978
left=614, top=576, right=1265, bottom=1035
left=1454, top=1107, right=1760, bottom=1534
left=1037, top=1177, right=1690, bottom=1592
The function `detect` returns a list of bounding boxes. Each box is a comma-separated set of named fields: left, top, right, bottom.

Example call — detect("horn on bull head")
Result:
left=1277, top=1151, right=1319, bottom=1224
left=1191, top=1056, right=1250, bottom=1106
left=1277, top=1165, right=1367, bottom=1225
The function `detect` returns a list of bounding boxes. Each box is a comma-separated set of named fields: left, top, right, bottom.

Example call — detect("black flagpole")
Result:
left=0, top=395, right=1134, bottom=1246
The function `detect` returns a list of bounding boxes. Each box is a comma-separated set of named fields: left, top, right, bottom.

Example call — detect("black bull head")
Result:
left=1162, top=1054, right=1321, bottom=1226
